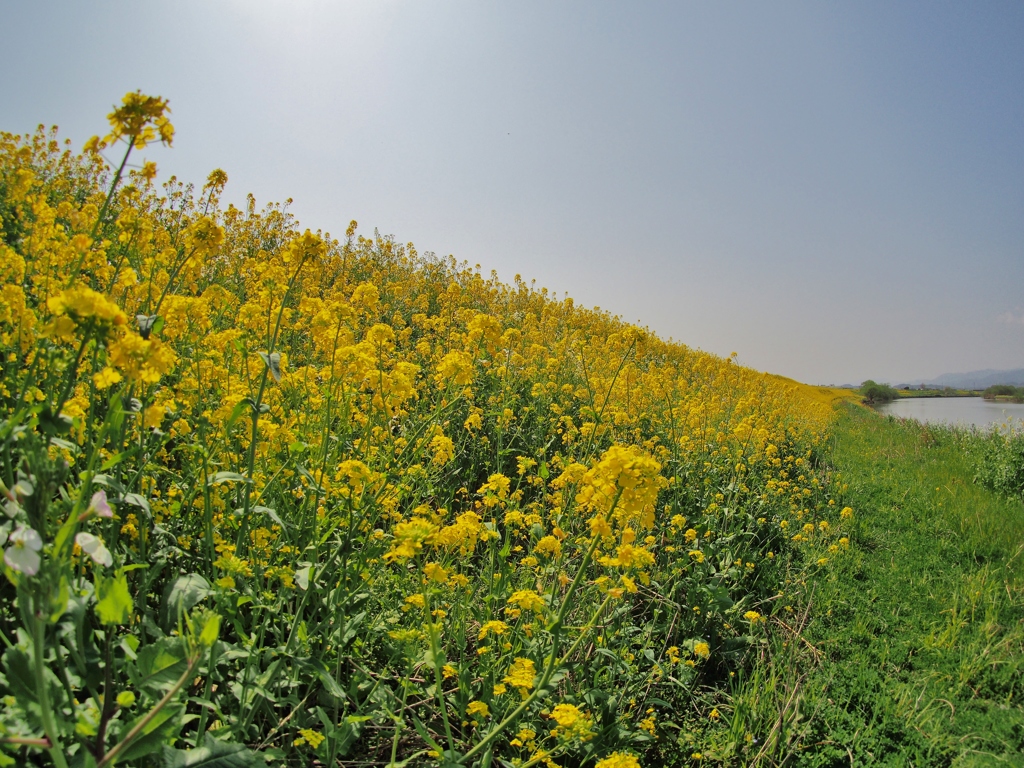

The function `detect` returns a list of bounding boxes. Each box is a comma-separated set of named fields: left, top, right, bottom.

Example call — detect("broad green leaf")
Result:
left=2, top=647, right=37, bottom=706
left=49, top=436, right=78, bottom=452
left=37, top=405, right=72, bottom=436
left=161, top=735, right=260, bottom=768
left=96, top=570, right=133, bottom=625
left=117, top=704, right=188, bottom=763
left=165, top=574, right=212, bottom=619
left=123, top=493, right=151, bottom=514
left=197, top=612, right=221, bottom=647
left=133, top=638, right=188, bottom=694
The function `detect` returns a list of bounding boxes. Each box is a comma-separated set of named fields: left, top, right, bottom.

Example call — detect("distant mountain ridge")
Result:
left=919, top=369, right=1024, bottom=390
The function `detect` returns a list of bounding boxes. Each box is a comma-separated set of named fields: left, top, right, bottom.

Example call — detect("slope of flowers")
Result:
left=0, top=97, right=850, bottom=767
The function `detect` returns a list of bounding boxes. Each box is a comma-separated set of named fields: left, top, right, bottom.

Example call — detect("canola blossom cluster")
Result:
left=0, top=95, right=855, bottom=767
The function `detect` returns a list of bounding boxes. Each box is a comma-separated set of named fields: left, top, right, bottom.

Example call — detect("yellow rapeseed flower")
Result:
left=502, top=657, right=536, bottom=697
left=594, top=752, right=641, bottom=768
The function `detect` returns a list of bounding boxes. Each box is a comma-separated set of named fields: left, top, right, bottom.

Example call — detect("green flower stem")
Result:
left=52, top=334, right=92, bottom=425
left=90, top=143, right=133, bottom=240
left=579, top=339, right=637, bottom=462
left=67, top=140, right=135, bottom=286
left=460, top=488, right=623, bottom=765
left=31, top=611, right=69, bottom=768
left=387, top=676, right=412, bottom=768
left=237, top=252, right=309, bottom=555
left=194, top=639, right=220, bottom=739
left=425, top=604, right=456, bottom=756
left=555, top=591, right=613, bottom=668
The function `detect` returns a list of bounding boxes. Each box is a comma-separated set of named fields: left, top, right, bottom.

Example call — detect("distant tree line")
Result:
left=860, top=380, right=899, bottom=404
left=983, top=384, right=1024, bottom=403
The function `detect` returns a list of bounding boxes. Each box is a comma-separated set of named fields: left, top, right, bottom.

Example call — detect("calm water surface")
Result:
left=874, top=397, right=1024, bottom=429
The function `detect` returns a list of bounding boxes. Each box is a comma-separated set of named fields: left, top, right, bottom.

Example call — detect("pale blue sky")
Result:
left=3, top=1, right=1022, bottom=384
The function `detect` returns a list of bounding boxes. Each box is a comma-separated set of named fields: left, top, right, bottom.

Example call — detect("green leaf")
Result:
left=72, top=750, right=98, bottom=768
left=295, top=657, right=346, bottom=701
left=410, top=716, right=443, bottom=753
left=1, top=645, right=65, bottom=730
left=645, top=697, right=673, bottom=708
left=338, top=612, right=367, bottom=649
left=161, top=735, right=260, bottom=768
left=99, top=451, right=130, bottom=471
left=106, top=391, right=127, bottom=431
left=708, top=585, right=734, bottom=610
left=91, top=473, right=125, bottom=494
left=37, top=405, right=72, bottom=436
left=2, top=647, right=37, bottom=706
left=224, top=399, right=252, bottom=431
left=197, top=612, right=222, bottom=647
left=96, top=570, right=133, bottom=625
left=48, top=575, right=70, bottom=623
left=253, top=505, right=286, bottom=529
left=133, top=638, right=189, bottom=695
left=295, top=464, right=324, bottom=493
left=50, top=436, right=78, bottom=452
left=123, top=492, right=151, bottom=515
left=117, top=704, right=188, bottom=762
left=165, top=574, right=213, bottom=619
left=207, top=471, right=251, bottom=486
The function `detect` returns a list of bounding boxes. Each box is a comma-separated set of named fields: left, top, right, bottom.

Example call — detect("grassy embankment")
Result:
left=730, top=406, right=1024, bottom=766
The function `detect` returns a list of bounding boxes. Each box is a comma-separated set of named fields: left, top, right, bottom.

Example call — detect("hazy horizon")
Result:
left=3, top=1, right=1022, bottom=385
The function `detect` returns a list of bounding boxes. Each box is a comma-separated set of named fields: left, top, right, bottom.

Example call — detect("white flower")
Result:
left=75, top=532, right=113, bottom=567
left=5, top=525, right=43, bottom=576
left=90, top=490, right=113, bottom=519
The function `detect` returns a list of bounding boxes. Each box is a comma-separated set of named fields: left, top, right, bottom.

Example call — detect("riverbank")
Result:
left=723, top=405, right=1024, bottom=765
left=895, top=389, right=978, bottom=398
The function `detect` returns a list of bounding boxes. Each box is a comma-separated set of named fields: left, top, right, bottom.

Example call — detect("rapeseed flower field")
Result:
left=0, top=94, right=854, bottom=766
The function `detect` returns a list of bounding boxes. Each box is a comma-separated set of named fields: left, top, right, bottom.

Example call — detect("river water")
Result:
left=874, top=397, right=1024, bottom=430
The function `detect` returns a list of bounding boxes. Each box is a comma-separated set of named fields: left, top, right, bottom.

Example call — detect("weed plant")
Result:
left=961, top=422, right=1024, bottom=502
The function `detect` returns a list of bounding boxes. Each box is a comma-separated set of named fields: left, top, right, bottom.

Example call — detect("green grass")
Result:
left=729, top=405, right=1024, bottom=766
